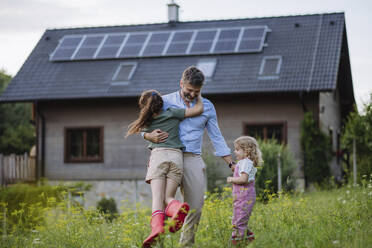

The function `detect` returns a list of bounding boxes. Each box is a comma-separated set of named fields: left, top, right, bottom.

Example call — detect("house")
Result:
left=0, top=4, right=355, bottom=209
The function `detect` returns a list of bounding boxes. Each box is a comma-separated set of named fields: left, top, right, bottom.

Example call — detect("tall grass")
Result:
left=1, top=179, right=372, bottom=248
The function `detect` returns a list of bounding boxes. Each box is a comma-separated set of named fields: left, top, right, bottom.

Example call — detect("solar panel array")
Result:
left=50, top=26, right=270, bottom=61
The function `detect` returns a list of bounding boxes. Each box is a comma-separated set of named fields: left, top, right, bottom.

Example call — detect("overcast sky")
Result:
left=1, top=0, right=371, bottom=109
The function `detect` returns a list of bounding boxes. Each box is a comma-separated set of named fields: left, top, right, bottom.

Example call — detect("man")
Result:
left=144, top=66, right=235, bottom=247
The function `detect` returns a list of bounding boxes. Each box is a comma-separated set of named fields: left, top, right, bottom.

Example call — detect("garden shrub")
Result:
left=96, top=197, right=118, bottom=222
left=0, top=183, right=67, bottom=233
left=204, top=139, right=297, bottom=200
left=203, top=152, right=227, bottom=193
left=301, top=112, right=332, bottom=186
left=342, top=96, right=372, bottom=182
left=256, top=139, right=297, bottom=200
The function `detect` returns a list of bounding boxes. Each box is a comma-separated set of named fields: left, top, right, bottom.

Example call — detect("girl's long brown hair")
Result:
left=125, top=90, right=163, bottom=137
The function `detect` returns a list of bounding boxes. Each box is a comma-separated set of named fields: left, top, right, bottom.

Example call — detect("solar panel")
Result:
left=50, top=26, right=269, bottom=61
left=214, top=29, right=240, bottom=52
left=142, top=32, right=170, bottom=56
left=165, top=31, right=193, bottom=55
left=50, top=36, right=83, bottom=60
left=74, top=36, right=104, bottom=59
left=96, top=34, right=126, bottom=58
left=237, top=27, right=266, bottom=52
left=119, top=33, right=148, bottom=57
left=190, top=30, right=216, bottom=54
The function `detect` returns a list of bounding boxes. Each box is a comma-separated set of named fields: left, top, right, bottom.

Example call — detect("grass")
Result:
left=1, top=180, right=372, bottom=248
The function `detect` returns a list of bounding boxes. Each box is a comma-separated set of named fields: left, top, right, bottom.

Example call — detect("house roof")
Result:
left=0, top=13, right=352, bottom=102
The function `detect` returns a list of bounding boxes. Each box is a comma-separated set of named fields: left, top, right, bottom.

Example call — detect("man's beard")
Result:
left=183, top=92, right=195, bottom=102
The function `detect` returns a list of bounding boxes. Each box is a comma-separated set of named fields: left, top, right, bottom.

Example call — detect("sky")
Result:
left=0, top=0, right=371, bottom=110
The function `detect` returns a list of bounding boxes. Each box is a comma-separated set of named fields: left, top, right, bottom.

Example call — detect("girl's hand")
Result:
left=227, top=177, right=233, bottom=184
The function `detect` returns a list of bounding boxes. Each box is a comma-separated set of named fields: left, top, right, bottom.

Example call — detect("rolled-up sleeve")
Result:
left=206, top=103, right=231, bottom=157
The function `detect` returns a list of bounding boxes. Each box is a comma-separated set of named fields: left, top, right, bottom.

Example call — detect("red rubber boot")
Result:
left=165, top=200, right=190, bottom=233
left=142, top=211, right=165, bottom=248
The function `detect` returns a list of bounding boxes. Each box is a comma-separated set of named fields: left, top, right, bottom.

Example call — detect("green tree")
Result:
left=342, top=94, right=372, bottom=181
left=0, top=70, right=35, bottom=155
left=300, top=112, right=332, bottom=186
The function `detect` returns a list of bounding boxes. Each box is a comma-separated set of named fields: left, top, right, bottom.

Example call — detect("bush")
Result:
left=342, top=95, right=372, bottom=182
left=204, top=139, right=297, bottom=199
left=256, top=139, right=297, bottom=200
left=203, top=152, right=228, bottom=193
left=96, top=197, right=118, bottom=222
left=301, top=112, right=332, bottom=186
left=0, top=183, right=67, bottom=234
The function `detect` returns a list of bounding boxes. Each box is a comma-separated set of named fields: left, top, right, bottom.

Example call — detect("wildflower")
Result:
left=332, top=240, right=339, bottom=244
left=33, top=238, right=41, bottom=244
left=368, top=192, right=372, bottom=196
left=342, top=200, right=346, bottom=204
left=346, top=190, right=350, bottom=194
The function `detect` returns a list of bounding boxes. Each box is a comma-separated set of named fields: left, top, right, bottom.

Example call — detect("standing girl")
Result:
left=126, top=89, right=203, bottom=248
left=227, top=136, right=263, bottom=244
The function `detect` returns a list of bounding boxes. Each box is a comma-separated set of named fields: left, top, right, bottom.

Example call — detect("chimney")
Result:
left=167, top=0, right=180, bottom=23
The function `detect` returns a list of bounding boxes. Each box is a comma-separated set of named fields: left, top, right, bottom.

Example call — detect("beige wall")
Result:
left=38, top=93, right=318, bottom=184
left=40, top=99, right=150, bottom=180
left=319, top=89, right=342, bottom=180
left=204, top=94, right=317, bottom=182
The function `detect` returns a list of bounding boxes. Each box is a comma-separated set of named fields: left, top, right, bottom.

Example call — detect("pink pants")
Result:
left=232, top=180, right=256, bottom=238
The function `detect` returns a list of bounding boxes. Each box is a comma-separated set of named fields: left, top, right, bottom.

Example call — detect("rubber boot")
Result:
left=165, top=200, right=189, bottom=233
left=142, top=211, right=165, bottom=248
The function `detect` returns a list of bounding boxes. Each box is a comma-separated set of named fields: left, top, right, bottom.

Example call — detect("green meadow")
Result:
left=1, top=181, right=372, bottom=248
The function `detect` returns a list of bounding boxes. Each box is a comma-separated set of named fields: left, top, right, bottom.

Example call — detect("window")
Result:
left=197, top=58, right=217, bottom=81
left=112, top=63, right=137, bottom=85
left=65, top=127, right=103, bottom=163
left=244, top=122, right=286, bottom=144
left=259, top=56, right=282, bottom=79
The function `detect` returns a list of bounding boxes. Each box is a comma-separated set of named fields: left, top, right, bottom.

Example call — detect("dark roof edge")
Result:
left=45, top=12, right=345, bottom=32
left=0, top=89, right=335, bottom=103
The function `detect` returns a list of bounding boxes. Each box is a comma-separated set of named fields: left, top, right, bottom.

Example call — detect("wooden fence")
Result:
left=0, top=153, right=36, bottom=186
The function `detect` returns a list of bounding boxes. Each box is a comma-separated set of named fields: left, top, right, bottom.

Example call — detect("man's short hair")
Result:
left=181, top=66, right=204, bottom=87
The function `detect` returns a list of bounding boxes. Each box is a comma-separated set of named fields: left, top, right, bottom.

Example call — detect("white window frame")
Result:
left=111, top=62, right=137, bottom=85
left=197, top=58, right=217, bottom=82
left=258, top=55, right=282, bottom=80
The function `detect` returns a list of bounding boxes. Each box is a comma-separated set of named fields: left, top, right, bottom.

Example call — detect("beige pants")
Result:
left=145, top=148, right=183, bottom=185
left=179, top=153, right=207, bottom=247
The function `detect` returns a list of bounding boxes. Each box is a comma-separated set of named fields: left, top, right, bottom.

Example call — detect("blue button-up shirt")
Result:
left=162, top=91, right=231, bottom=157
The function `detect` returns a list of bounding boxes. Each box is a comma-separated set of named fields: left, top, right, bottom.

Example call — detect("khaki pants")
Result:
left=179, top=153, right=207, bottom=247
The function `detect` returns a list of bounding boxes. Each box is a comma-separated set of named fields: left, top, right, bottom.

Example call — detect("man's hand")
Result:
left=144, top=129, right=169, bottom=143
left=227, top=177, right=233, bottom=184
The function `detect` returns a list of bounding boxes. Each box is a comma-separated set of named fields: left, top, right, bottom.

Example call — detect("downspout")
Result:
left=299, top=91, right=308, bottom=113
left=299, top=91, right=308, bottom=188
left=35, top=101, right=45, bottom=180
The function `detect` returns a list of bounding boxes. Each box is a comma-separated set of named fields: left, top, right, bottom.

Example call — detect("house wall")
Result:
left=319, top=89, right=342, bottom=180
left=38, top=93, right=317, bottom=209
left=204, top=93, right=318, bottom=190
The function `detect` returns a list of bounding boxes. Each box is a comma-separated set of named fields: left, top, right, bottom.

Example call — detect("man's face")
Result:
left=180, top=81, right=202, bottom=102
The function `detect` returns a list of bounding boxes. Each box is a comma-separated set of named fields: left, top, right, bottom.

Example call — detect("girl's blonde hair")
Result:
left=125, top=90, right=163, bottom=137
left=234, top=136, right=263, bottom=167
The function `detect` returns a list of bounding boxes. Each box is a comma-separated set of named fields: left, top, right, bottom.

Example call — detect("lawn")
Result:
left=1, top=181, right=372, bottom=248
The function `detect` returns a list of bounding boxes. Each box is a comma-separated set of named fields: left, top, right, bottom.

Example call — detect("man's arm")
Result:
left=205, top=102, right=234, bottom=169
left=184, top=94, right=204, bottom=117
left=143, top=129, right=169, bottom=143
